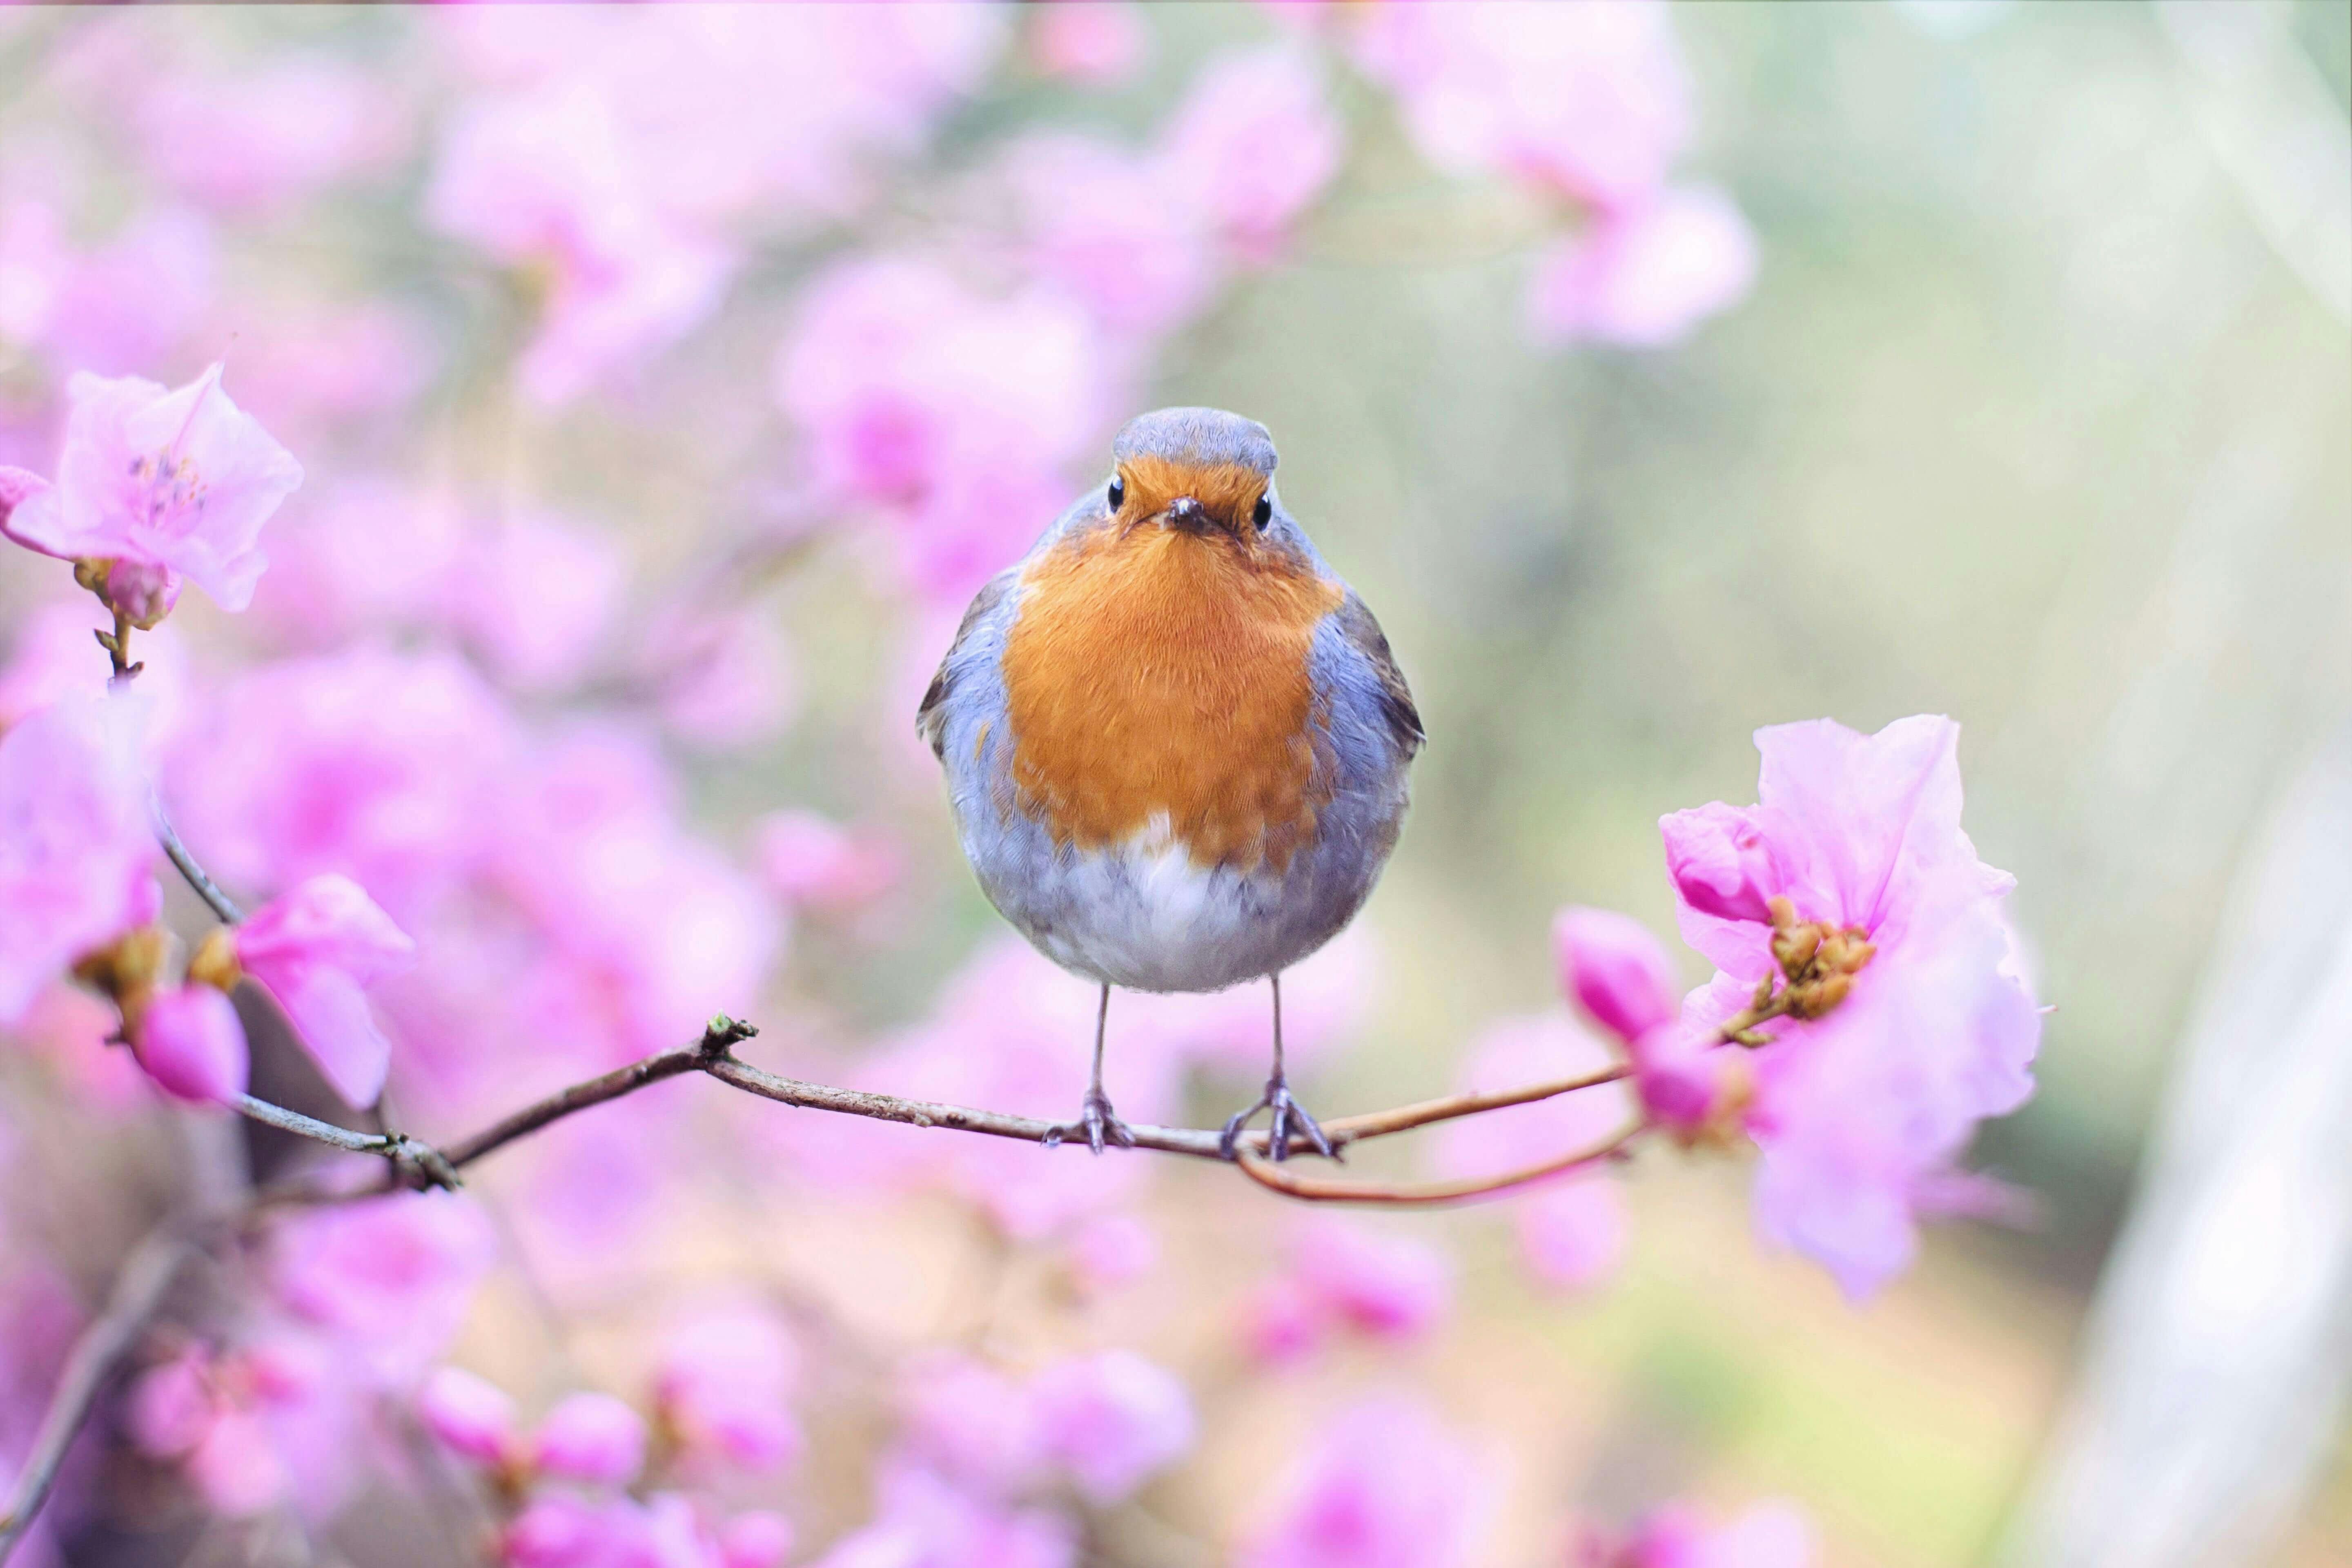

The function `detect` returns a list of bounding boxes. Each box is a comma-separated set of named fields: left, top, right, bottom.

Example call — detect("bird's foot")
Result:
left=1042, top=1088, right=1136, bottom=1155
left=1219, top=1075, right=1336, bottom=1163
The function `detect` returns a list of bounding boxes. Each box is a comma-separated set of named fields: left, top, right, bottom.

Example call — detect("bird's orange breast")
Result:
left=1000, top=523, right=1343, bottom=873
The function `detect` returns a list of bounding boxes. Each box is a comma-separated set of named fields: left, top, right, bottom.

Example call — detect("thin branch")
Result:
left=0, top=1230, right=195, bottom=1561
left=155, top=803, right=241, bottom=924
left=230, top=1096, right=459, bottom=1191
left=1232, top=1121, right=1645, bottom=1205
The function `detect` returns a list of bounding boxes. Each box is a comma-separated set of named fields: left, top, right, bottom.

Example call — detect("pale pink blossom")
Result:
left=244, top=481, right=466, bottom=648
left=1555, top=905, right=1679, bottom=1043
left=0, top=691, right=154, bottom=1023
left=2, top=364, right=301, bottom=618
left=1060, top=1213, right=1159, bottom=1292
left=0, top=198, right=70, bottom=345
left=812, top=1458, right=1077, bottom=1568
left=36, top=207, right=218, bottom=377
left=5, top=983, right=148, bottom=1112
left=719, top=1513, right=794, bottom=1568
left=655, top=1306, right=804, bottom=1475
left=1350, top=0, right=1693, bottom=212
left=900, top=1354, right=1047, bottom=1498
left=1661, top=716, right=2041, bottom=1297
left=1158, top=45, right=1342, bottom=263
left=270, top=1192, right=497, bottom=1385
left=533, top=1391, right=647, bottom=1489
left=1000, top=133, right=1216, bottom=343
left=233, top=873, right=416, bottom=1107
left=1432, top=1016, right=1635, bottom=1293
left=446, top=511, right=627, bottom=692
left=136, top=54, right=410, bottom=213
left=1031, top=4, right=1147, bottom=85
left=0, top=599, right=190, bottom=737
left=1528, top=187, right=1758, bottom=347
left=754, top=810, right=902, bottom=913
left=1237, top=1395, right=1492, bottom=1568
left=775, top=255, right=1109, bottom=603
left=1585, top=1500, right=1816, bottom=1568
left=133, top=984, right=247, bottom=1104
left=1293, top=1217, right=1455, bottom=1342
left=418, top=1366, right=520, bottom=1468
left=1031, top=1350, right=1196, bottom=1504
left=210, top=299, right=435, bottom=439
left=648, top=606, right=800, bottom=752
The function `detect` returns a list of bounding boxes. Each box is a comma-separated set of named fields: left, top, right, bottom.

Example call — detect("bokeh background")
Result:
left=1, top=4, right=2347, bottom=1566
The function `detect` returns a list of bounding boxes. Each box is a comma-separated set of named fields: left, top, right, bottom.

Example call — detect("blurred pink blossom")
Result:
left=1432, top=1016, right=1635, bottom=1293
left=1528, top=187, right=1758, bottom=347
left=813, top=1457, right=1076, bottom=1568
left=234, top=873, right=416, bottom=1107
left=1237, top=1394, right=1492, bottom=1568
left=900, top=1354, right=1047, bottom=1498
left=754, top=809, right=902, bottom=914
left=245, top=481, right=466, bottom=648
left=1060, top=1212, right=1159, bottom=1293
left=0, top=599, right=190, bottom=737
left=1662, top=716, right=2041, bottom=1297
left=1555, top=905, right=1679, bottom=1043
left=1158, top=45, right=1342, bottom=264
left=775, top=255, right=1109, bottom=603
left=0, top=198, right=70, bottom=345
left=270, top=1192, right=497, bottom=1384
left=36, top=207, right=218, bottom=376
left=133, top=984, right=248, bottom=1103
left=718, top=1512, right=794, bottom=1568
left=999, top=133, right=1216, bottom=344
left=418, top=1365, right=520, bottom=1468
left=0, top=691, right=154, bottom=1023
left=648, top=606, right=800, bottom=753
left=1031, top=1350, right=1195, bottom=1505
left=655, top=1305, right=804, bottom=1476
left=213, top=300, right=436, bottom=439
left=1350, top=0, right=1693, bottom=212
left=4, top=983, right=148, bottom=1111
left=447, top=511, right=627, bottom=692
left=2, top=364, right=301, bottom=619
left=1293, top=1216, right=1455, bottom=1342
left=1584, top=1500, right=1816, bottom=1568
left=136, top=53, right=410, bottom=213
left=125, top=1335, right=363, bottom=1520
left=1031, top=4, right=1147, bottom=85
left=533, top=1391, right=647, bottom=1489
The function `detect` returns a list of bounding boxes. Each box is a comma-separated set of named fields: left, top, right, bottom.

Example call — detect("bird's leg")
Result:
left=1044, top=983, right=1136, bottom=1155
left=1220, top=973, right=1336, bottom=1163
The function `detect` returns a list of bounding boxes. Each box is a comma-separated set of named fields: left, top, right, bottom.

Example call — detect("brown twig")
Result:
left=0, top=1229, right=195, bottom=1561
left=1232, top=1120, right=1646, bottom=1205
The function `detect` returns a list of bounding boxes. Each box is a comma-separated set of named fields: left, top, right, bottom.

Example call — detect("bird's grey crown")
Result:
left=1112, top=407, right=1277, bottom=477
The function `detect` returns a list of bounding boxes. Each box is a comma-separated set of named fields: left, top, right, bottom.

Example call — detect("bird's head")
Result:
left=1102, top=407, right=1298, bottom=557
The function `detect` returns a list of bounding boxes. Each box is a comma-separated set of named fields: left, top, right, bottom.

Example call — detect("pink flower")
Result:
left=2, top=364, right=301, bottom=619
left=1516, top=1179, right=1630, bottom=1292
left=999, top=133, right=1217, bottom=343
left=445, top=511, right=627, bottom=693
left=533, top=1391, right=647, bottom=1489
left=655, top=1306, right=804, bottom=1475
left=1294, top=1217, right=1455, bottom=1341
left=0, top=691, right=154, bottom=1023
left=35, top=207, right=219, bottom=378
left=1555, top=905, right=1678, bottom=1043
left=1350, top=0, right=1693, bottom=212
left=900, top=1355, right=1046, bottom=1498
left=1237, top=1395, right=1492, bottom=1568
left=0, top=599, right=190, bottom=736
left=1031, top=1350, right=1195, bottom=1504
left=1589, top=1500, right=1815, bottom=1568
left=1031, top=4, right=1148, bottom=86
left=1528, top=187, right=1758, bottom=348
left=136, top=53, right=409, bottom=214
left=1060, top=1213, right=1159, bottom=1293
left=774, top=254, right=1109, bottom=604
left=646, top=606, right=800, bottom=753
left=233, top=873, right=416, bottom=1107
left=418, top=1366, right=520, bottom=1468
left=811, top=1458, right=1077, bottom=1568
left=753, top=810, right=902, bottom=913
left=719, top=1513, right=794, bottom=1568
left=1158, top=45, right=1341, bottom=263
left=133, top=984, right=248, bottom=1104
left=1660, top=716, right=2041, bottom=1297
left=271, top=1192, right=497, bottom=1384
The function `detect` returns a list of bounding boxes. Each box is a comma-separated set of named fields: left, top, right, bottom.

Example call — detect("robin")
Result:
left=918, top=408, right=1422, bottom=1160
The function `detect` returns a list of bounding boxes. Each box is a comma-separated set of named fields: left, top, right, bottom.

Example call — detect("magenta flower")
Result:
left=532, top=1391, right=647, bottom=1489
left=133, top=984, right=249, bottom=1105
left=271, top=1192, right=496, bottom=1386
left=1238, top=1395, right=1492, bottom=1568
left=1030, top=1350, right=1195, bottom=1506
left=654, top=1306, right=804, bottom=1476
left=2, top=365, right=301, bottom=621
left=231, top=873, right=416, bottom=1107
left=417, top=1366, right=520, bottom=1469
left=0, top=691, right=155, bottom=1024
left=1660, top=716, right=2041, bottom=1297
left=1528, top=186, right=1759, bottom=348
left=1291, top=1216, right=1456, bottom=1343
left=1555, top=905, right=1679, bottom=1043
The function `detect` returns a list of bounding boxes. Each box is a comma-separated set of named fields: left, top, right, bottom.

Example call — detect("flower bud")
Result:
left=1553, top=906, right=1678, bottom=1043
left=532, top=1391, right=646, bottom=1488
left=418, top=1366, right=520, bottom=1469
left=99, top=559, right=183, bottom=630
left=1630, top=1022, right=1747, bottom=1145
left=1659, top=802, right=1777, bottom=924
left=132, top=984, right=249, bottom=1103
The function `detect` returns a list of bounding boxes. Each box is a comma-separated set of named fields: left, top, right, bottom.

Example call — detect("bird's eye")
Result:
left=1252, top=495, right=1273, bottom=529
left=1107, top=477, right=1125, bottom=510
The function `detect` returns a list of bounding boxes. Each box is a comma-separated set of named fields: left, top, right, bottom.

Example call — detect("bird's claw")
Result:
left=1219, top=1075, right=1336, bottom=1163
left=1043, top=1088, right=1135, bottom=1155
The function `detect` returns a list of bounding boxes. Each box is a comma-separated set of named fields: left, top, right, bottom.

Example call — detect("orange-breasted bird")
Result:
left=918, top=408, right=1422, bottom=1158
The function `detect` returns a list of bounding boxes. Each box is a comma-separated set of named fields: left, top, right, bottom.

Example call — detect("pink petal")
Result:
left=1554, top=904, right=1679, bottom=1042
left=134, top=985, right=250, bottom=1104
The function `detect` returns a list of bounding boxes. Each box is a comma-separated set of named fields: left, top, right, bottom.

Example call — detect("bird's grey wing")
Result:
left=1330, top=591, right=1424, bottom=758
left=917, top=568, right=1018, bottom=761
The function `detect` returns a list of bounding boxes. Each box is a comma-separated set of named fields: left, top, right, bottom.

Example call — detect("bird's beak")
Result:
left=1160, top=496, right=1214, bottom=535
